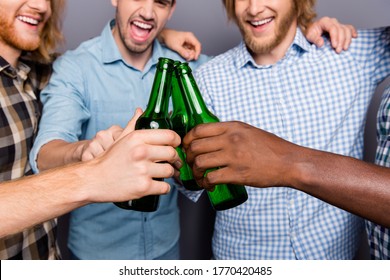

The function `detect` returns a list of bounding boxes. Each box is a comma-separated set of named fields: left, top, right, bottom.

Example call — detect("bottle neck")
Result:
left=144, top=65, right=172, bottom=118
left=178, top=70, right=219, bottom=125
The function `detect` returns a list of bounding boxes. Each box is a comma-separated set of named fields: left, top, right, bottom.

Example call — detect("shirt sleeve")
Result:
left=351, top=27, right=390, bottom=85
left=29, top=53, right=91, bottom=173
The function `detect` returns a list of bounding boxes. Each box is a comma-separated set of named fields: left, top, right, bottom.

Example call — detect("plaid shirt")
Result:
left=368, top=85, right=390, bottom=260
left=193, top=27, right=390, bottom=259
left=0, top=56, right=59, bottom=259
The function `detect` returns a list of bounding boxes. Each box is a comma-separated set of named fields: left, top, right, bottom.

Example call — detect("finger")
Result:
left=144, top=179, right=171, bottom=196
left=327, top=25, right=339, bottom=51
left=144, top=145, right=180, bottom=164
left=178, top=45, right=192, bottom=61
left=155, top=180, right=171, bottom=195
left=185, top=136, right=223, bottom=166
left=203, top=168, right=235, bottom=189
left=81, top=141, right=105, bottom=161
left=190, top=39, right=202, bottom=60
left=336, top=26, right=345, bottom=53
left=190, top=150, right=227, bottom=182
left=148, top=162, right=176, bottom=179
left=119, top=108, right=143, bottom=140
left=342, top=26, right=352, bottom=51
left=184, top=33, right=202, bottom=60
left=348, top=24, right=358, bottom=38
left=314, top=37, right=325, bottom=48
left=136, top=129, right=181, bottom=147
left=183, top=123, right=226, bottom=148
left=305, top=24, right=323, bottom=47
left=96, top=125, right=123, bottom=148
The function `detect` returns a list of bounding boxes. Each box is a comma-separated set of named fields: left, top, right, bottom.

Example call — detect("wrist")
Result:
left=281, top=144, right=313, bottom=190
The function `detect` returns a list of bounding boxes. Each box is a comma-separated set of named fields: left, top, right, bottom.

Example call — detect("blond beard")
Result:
left=238, top=4, right=297, bottom=55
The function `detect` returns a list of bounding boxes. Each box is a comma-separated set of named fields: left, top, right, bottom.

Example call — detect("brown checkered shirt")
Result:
left=0, top=56, right=59, bottom=259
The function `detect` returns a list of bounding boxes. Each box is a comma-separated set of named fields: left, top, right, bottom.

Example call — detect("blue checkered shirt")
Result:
left=367, top=85, right=390, bottom=260
left=193, top=27, right=390, bottom=259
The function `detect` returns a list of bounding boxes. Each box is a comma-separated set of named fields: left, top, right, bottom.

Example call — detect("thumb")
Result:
left=118, top=108, right=143, bottom=140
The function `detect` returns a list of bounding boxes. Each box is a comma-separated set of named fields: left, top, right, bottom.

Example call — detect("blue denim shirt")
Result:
left=30, top=20, right=209, bottom=260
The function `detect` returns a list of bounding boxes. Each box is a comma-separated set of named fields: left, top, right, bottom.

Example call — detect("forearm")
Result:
left=289, top=147, right=390, bottom=227
left=37, top=139, right=88, bottom=171
left=0, top=162, right=93, bottom=238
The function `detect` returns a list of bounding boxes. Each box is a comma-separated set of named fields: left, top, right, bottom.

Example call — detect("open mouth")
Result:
left=131, top=20, right=153, bottom=41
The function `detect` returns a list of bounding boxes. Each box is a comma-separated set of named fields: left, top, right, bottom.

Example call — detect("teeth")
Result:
left=133, top=21, right=152, bottom=30
left=17, top=16, right=39, bottom=25
left=252, top=18, right=273, bottom=26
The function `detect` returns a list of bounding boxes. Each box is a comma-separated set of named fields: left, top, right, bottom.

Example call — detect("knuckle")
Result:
left=131, top=145, right=148, bottom=160
left=166, top=165, right=175, bottom=177
left=191, top=124, right=205, bottom=138
left=137, top=164, right=149, bottom=177
left=193, top=154, right=206, bottom=170
left=138, top=178, right=151, bottom=192
left=204, top=171, right=217, bottom=185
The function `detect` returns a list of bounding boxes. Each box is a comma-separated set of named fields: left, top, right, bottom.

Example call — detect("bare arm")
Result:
left=37, top=124, right=123, bottom=171
left=183, top=121, right=390, bottom=227
left=158, top=28, right=202, bottom=61
left=0, top=126, right=181, bottom=238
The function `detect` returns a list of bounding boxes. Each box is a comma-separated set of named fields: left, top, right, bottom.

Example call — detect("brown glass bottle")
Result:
left=176, top=63, right=248, bottom=210
left=114, top=57, right=174, bottom=212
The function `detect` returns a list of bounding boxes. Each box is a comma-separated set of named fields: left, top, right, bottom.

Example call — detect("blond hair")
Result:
left=26, top=0, right=66, bottom=63
left=221, top=0, right=317, bottom=32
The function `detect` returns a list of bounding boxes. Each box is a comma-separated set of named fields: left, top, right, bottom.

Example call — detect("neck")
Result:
left=251, top=24, right=298, bottom=65
left=0, top=41, right=22, bottom=68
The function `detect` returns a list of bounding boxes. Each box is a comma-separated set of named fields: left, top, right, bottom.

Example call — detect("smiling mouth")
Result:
left=250, top=17, right=273, bottom=27
left=17, top=16, right=40, bottom=26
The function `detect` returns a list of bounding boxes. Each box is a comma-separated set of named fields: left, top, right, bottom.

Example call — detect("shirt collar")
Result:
left=235, top=28, right=311, bottom=69
left=101, top=20, right=124, bottom=64
left=0, top=56, right=31, bottom=80
left=101, top=19, right=164, bottom=73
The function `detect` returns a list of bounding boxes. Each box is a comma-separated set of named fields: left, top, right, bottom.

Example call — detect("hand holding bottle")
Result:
left=183, top=121, right=289, bottom=190
left=175, top=63, right=248, bottom=210
left=114, top=57, right=175, bottom=211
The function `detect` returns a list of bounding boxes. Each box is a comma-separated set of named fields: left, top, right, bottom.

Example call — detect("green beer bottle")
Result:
left=114, top=57, right=174, bottom=212
left=170, top=61, right=201, bottom=190
left=176, top=62, right=248, bottom=211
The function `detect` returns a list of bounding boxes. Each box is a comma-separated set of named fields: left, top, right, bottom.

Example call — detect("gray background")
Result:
left=59, top=0, right=390, bottom=259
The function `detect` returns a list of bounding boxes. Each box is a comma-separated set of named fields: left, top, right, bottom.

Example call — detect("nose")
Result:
left=248, top=0, right=266, bottom=16
left=139, top=0, right=154, bottom=20
left=27, top=0, right=50, bottom=13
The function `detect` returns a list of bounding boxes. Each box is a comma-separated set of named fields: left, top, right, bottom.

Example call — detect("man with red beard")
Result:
left=182, top=0, right=390, bottom=259
left=0, top=0, right=65, bottom=260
